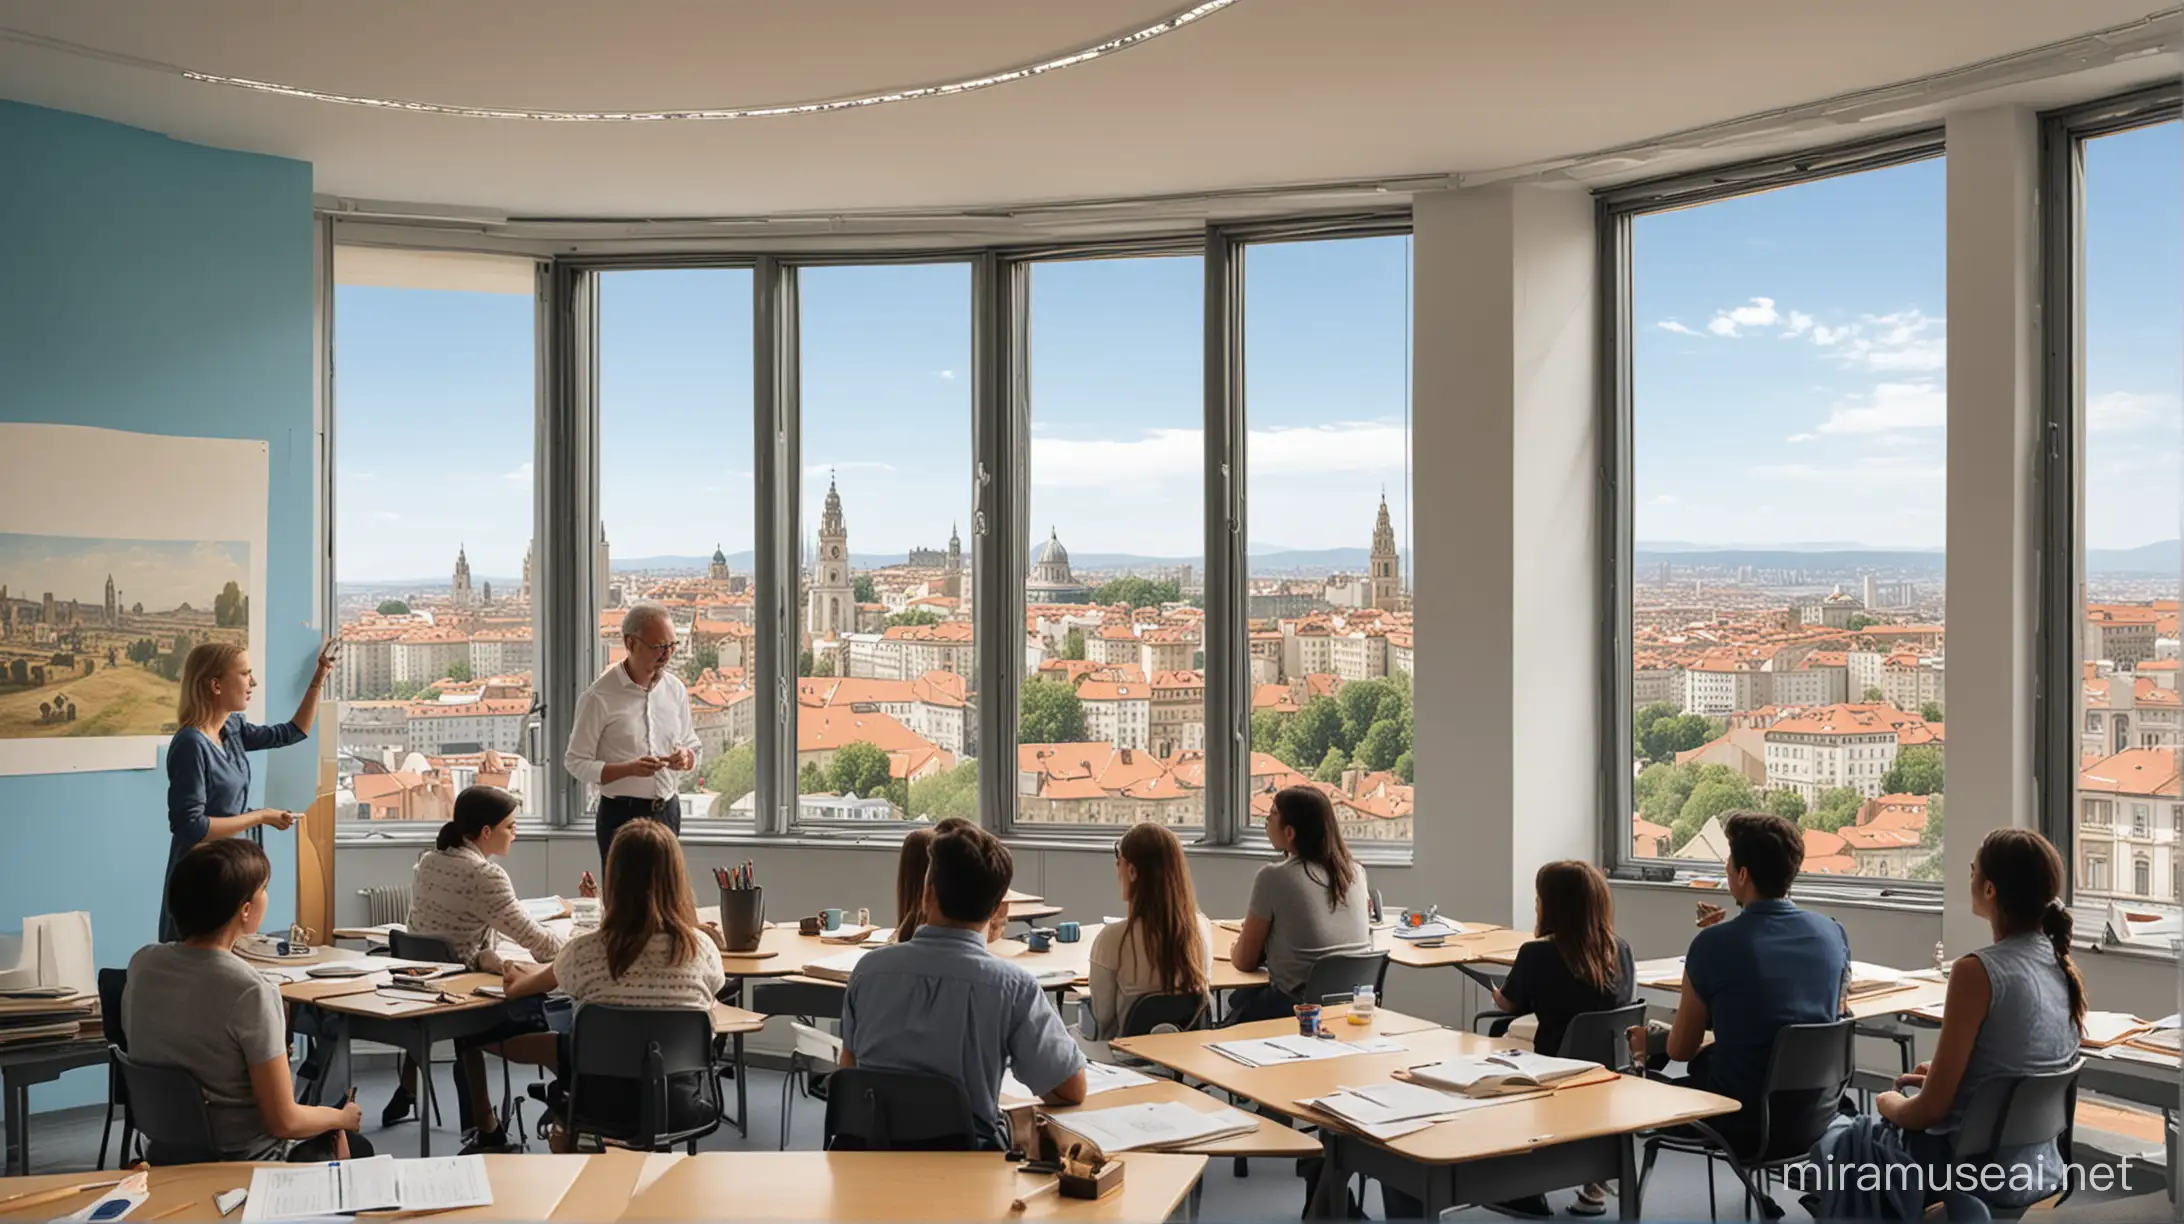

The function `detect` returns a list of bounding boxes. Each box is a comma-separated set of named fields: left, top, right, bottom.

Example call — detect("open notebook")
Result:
left=1045, top=1100, right=1260, bottom=1155
left=1399, top=1051, right=1599, bottom=1097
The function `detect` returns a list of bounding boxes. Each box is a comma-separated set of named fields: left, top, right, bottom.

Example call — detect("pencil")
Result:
left=1009, top=1180, right=1060, bottom=1212
left=0, top=1180, right=121, bottom=1210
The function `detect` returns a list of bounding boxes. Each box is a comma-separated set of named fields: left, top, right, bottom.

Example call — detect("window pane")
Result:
left=1628, top=159, right=1946, bottom=879
left=333, top=255, right=538, bottom=822
left=597, top=269, right=756, bottom=826
left=1018, top=255, right=1205, bottom=830
left=2075, top=119, right=2181, bottom=927
left=1242, top=236, right=1414, bottom=842
left=797, top=265, right=974, bottom=827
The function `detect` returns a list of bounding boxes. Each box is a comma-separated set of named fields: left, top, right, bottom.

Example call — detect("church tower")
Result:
left=806, top=476, right=854, bottom=640
left=947, top=523, right=962, bottom=573
left=1368, top=495, right=1400, bottom=611
left=709, top=544, right=731, bottom=582
left=596, top=523, right=616, bottom=609
left=451, top=546, right=474, bottom=608
left=521, top=540, right=533, bottom=602
left=104, top=575, right=117, bottom=626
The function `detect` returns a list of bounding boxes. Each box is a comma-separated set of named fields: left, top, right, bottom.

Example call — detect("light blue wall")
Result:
left=0, top=100, right=316, bottom=1114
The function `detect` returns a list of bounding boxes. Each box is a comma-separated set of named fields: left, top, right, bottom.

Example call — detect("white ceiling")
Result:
left=0, top=0, right=2175, bottom=219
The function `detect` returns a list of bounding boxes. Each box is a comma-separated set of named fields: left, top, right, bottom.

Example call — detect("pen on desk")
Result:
left=1010, top=1180, right=1061, bottom=1212
left=0, top=1179, right=123, bottom=1209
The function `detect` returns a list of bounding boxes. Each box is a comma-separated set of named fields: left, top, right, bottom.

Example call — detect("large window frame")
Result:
left=1595, top=129, right=1949, bottom=891
left=2035, top=84, right=2184, bottom=911
left=327, top=216, right=1412, bottom=853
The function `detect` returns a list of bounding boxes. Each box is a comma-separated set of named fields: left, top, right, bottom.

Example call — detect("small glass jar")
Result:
left=1349, top=984, right=1377, bottom=1024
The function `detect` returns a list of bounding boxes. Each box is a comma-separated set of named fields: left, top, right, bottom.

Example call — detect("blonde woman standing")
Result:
left=161, top=641, right=336, bottom=942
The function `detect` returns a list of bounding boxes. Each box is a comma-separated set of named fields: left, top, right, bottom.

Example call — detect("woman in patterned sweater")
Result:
left=504, top=818, right=728, bottom=1149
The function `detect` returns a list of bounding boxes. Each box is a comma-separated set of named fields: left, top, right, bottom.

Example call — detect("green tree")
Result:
left=798, top=761, right=828, bottom=794
left=1249, top=708, right=1289, bottom=757
left=681, top=645, right=720, bottom=683
left=798, top=649, right=814, bottom=678
left=1641, top=713, right=1717, bottom=765
left=829, top=741, right=893, bottom=800
left=1633, top=701, right=1680, bottom=758
left=213, top=581, right=246, bottom=628
left=1907, top=854, right=1945, bottom=881
left=703, top=744, right=757, bottom=817
left=1278, top=697, right=1345, bottom=774
left=1019, top=678, right=1088, bottom=743
left=1061, top=627, right=1086, bottom=661
left=812, top=653, right=835, bottom=678
left=127, top=638, right=157, bottom=667
left=444, top=659, right=473, bottom=683
left=390, top=679, right=427, bottom=700
left=853, top=575, right=876, bottom=604
left=1338, top=678, right=1408, bottom=751
left=1314, top=745, right=1350, bottom=783
left=1355, top=718, right=1407, bottom=772
left=908, top=760, right=980, bottom=822
left=1093, top=577, right=1180, bottom=609
left=1765, top=788, right=1808, bottom=823
left=376, top=599, right=411, bottom=616
left=1861, top=686, right=1886, bottom=703
left=1848, top=613, right=1877, bottom=631
left=1678, top=774, right=1755, bottom=832
left=1919, top=702, right=1945, bottom=724
left=1392, top=751, right=1414, bottom=784
left=1635, top=762, right=1700, bottom=829
left=1921, top=793, right=1945, bottom=849
left=1802, top=786, right=1866, bottom=833
left=1881, top=746, right=1945, bottom=796
left=886, top=608, right=941, bottom=628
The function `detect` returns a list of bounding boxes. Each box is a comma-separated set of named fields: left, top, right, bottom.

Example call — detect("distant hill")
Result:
left=2088, top=541, right=2179, bottom=575
left=1634, top=541, right=2177, bottom=577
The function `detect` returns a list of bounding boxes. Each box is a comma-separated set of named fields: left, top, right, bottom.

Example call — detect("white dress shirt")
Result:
left=564, top=663, right=702, bottom=801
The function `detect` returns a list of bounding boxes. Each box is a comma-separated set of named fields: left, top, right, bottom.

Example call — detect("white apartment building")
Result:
left=1633, top=664, right=1683, bottom=708
left=2076, top=748, right=2182, bottom=906
left=1330, top=631, right=1390, bottom=683
left=467, top=628, right=534, bottom=680
left=1846, top=651, right=1886, bottom=700
left=405, top=694, right=530, bottom=755
left=1280, top=622, right=1335, bottom=681
left=1880, top=655, right=1946, bottom=712
left=1078, top=677, right=1151, bottom=751
left=1088, top=625, right=1140, bottom=668
left=2084, top=671, right=2183, bottom=759
left=1388, top=632, right=1413, bottom=679
left=1762, top=703, right=1902, bottom=802
left=1139, top=629, right=1196, bottom=675
left=1767, top=665, right=1847, bottom=709
left=391, top=630, right=470, bottom=687
left=2086, top=610, right=2160, bottom=669
left=1683, top=662, right=1769, bottom=717
left=337, top=635, right=396, bottom=700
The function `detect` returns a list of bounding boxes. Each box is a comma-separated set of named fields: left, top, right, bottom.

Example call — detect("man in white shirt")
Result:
left=565, top=603, right=702, bottom=863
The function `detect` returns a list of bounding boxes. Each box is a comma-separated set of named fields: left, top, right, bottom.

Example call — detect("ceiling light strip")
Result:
left=114, top=1, right=1233, bottom=121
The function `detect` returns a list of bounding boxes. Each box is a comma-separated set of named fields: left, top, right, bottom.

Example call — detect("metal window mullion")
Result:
left=977, top=254, right=1028, bottom=835
left=1204, top=228, right=1247, bottom=846
left=1598, top=203, right=1636, bottom=869
left=754, top=258, right=800, bottom=837
left=541, top=261, right=598, bottom=829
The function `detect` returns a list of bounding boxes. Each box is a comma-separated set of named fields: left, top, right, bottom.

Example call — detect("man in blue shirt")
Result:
left=1653, top=810, right=1849, bottom=1155
left=841, top=821, right=1086, bottom=1148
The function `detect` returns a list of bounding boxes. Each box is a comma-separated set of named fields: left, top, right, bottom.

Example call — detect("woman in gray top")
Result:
left=1227, top=786, right=1372, bottom=1024
left=1876, top=828, right=2085, bottom=1209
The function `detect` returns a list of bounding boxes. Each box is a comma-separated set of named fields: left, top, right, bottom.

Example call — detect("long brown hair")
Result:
left=438, top=785, right=518, bottom=852
left=1117, top=823, right=1208, bottom=997
left=1975, top=829, right=2087, bottom=1031
left=895, top=827, right=936, bottom=941
left=600, top=819, right=704, bottom=981
left=1272, top=786, right=1358, bottom=912
left=177, top=643, right=246, bottom=729
left=1534, top=860, right=1620, bottom=994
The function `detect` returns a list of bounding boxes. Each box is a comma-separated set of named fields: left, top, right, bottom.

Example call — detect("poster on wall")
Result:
left=0, top=423, right=269, bottom=776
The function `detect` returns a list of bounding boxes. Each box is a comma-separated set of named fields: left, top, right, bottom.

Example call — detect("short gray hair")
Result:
left=620, top=603, right=673, bottom=640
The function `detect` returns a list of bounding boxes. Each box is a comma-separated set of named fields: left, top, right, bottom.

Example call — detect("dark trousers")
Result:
left=596, top=796, right=681, bottom=864
left=1222, top=984, right=1300, bottom=1026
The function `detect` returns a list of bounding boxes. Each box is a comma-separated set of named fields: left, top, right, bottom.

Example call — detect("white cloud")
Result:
left=933, top=369, right=957, bottom=382
left=1706, top=296, right=1780, bottom=337
left=1813, top=381, right=1945, bottom=436
left=1786, top=433, right=1817, bottom=443
left=1810, top=323, right=1852, bottom=346
left=1648, top=494, right=1679, bottom=506
left=2088, top=390, right=2181, bottom=433
left=1799, top=309, right=1946, bottom=372
left=1029, top=422, right=1404, bottom=490
left=1780, top=311, right=1814, bottom=339
left=502, top=461, right=533, bottom=483
left=1751, top=456, right=1947, bottom=488
left=1656, top=321, right=1703, bottom=336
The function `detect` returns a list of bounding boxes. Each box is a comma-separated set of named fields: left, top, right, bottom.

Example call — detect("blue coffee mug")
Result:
left=1025, top=929, right=1053, bottom=952
left=1055, top=921, right=1081, bottom=943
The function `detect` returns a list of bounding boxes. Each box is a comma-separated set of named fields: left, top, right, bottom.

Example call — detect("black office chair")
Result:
left=1943, top=1061, right=2083, bottom=1218
left=823, top=1068, right=982, bottom=1152
left=1640, top=1018, right=1856, bottom=1220
left=1473, top=1000, right=1649, bottom=1070
left=110, top=1048, right=221, bottom=1166
left=1300, top=951, right=1390, bottom=1007
left=563, top=1004, right=722, bottom=1154
left=1121, top=991, right=1212, bottom=1038
left=96, top=968, right=132, bottom=1170
left=753, top=980, right=847, bottom=1150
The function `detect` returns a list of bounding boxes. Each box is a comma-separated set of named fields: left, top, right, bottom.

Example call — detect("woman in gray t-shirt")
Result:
left=1227, top=786, right=1371, bottom=1023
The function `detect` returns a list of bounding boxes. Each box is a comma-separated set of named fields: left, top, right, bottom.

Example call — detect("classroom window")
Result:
left=2058, top=102, right=2180, bottom=919
left=1617, top=147, right=1947, bottom=882
left=596, top=268, right=757, bottom=828
left=330, top=249, right=541, bottom=824
left=1019, top=254, right=1206, bottom=831
left=1239, top=234, right=1415, bottom=842
left=794, top=264, right=976, bottom=829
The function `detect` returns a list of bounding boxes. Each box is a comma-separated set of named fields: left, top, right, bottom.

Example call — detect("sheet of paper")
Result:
left=394, top=1156, right=494, bottom=1212
left=1209, top=1034, right=1403, bottom=1067
left=244, top=1156, right=400, bottom=1221
left=1313, top=1081, right=1467, bottom=1124
left=65, top=1172, right=148, bottom=1221
left=1082, top=1062, right=1153, bottom=1094
left=1052, top=1101, right=1257, bottom=1153
left=2081, top=1010, right=2150, bottom=1047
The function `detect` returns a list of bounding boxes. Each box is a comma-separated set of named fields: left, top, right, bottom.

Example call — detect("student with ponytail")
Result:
left=1227, top=786, right=1372, bottom=1024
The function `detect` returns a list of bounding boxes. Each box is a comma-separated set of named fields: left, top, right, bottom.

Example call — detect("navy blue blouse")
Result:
left=161, top=714, right=306, bottom=941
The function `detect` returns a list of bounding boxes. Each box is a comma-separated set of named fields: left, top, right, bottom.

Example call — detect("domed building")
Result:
left=1026, top=527, right=1091, bottom=604
left=708, top=543, right=731, bottom=582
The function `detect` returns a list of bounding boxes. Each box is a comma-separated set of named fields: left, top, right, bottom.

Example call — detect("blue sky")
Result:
left=0, top=534, right=247, bottom=612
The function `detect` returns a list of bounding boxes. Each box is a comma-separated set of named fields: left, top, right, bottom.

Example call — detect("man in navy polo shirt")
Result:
left=1649, top=810, right=1849, bottom=1155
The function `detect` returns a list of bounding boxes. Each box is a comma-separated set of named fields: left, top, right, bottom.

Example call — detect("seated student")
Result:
left=123, top=838, right=369, bottom=1162
left=502, top=819, right=729, bottom=1151
left=1492, top=860, right=1635, bottom=1217
left=1640, top=810, right=1849, bottom=1156
left=841, top=821, right=1087, bottom=1148
left=1813, top=829, right=2085, bottom=1215
left=891, top=826, right=936, bottom=942
left=407, top=785, right=566, bottom=1152
left=1227, top=786, right=1372, bottom=1024
left=1084, top=823, right=1213, bottom=1042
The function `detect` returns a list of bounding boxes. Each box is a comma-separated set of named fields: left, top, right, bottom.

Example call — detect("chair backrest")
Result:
left=1755, top=1019, right=1857, bottom=1159
left=1301, top=951, right=1390, bottom=1006
left=1950, top=1061, right=2083, bottom=1163
left=1121, top=992, right=1210, bottom=1038
left=387, top=929, right=462, bottom=964
left=565, top=1004, right=720, bottom=1150
left=823, top=1068, right=982, bottom=1152
left=1556, top=1001, right=1648, bottom=1070
left=97, top=967, right=128, bottom=1052
left=111, top=1047, right=221, bottom=1164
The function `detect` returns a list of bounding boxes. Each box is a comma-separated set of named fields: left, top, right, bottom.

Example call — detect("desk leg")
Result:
left=1618, top=1132, right=1641, bottom=1220
left=1306, top=1132, right=1345, bottom=1220
left=733, top=1032, right=748, bottom=1138
left=3, top=1070, right=25, bottom=1177
left=411, top=1028, right=436, bottom=1158
left=1185, top=1172, right=1204, bottom=1223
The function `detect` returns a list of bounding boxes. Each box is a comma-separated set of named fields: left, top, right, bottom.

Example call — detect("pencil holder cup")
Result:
left=718, top=886, right=765, bottom=952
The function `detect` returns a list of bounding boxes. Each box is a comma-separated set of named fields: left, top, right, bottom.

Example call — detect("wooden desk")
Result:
left=1030, top=1075, right=1322, bottom=1159
left=1210, top=920, right=1522, bottom=974
left=281, top=973, right=518, bottom=1157
left=619, top=1150, right=1208, bottom=1222
left=547, top=1150, right=688, bottom=1220
left=1631, top=958, right=1954, bottom=1021
left=0, top=1036, right=105, bottom=1177
left=0, top=1155, right=591, bottom=1222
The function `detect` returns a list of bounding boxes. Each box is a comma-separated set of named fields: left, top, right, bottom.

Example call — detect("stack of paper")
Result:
left=1401, top=1051, right=1598, bottom=1097
left=821, top=925, right=879, bottom=945
left=1046, top=1100, right=1260, bottom=1154
left=1393, top=922, right=1466, bottom=942
left=1002, top=1061, right=1153, bottom=1102
left=801, top=949, right=867, bottom=983
left=0, top=991, right=97, bottom=1046
left=242, top=1155, right=493, bottom=1221
left=1633, top=958, right=1685, bottom=988
left=1207, top=1035, right=1405, bottom=1067
left=2079, top=1011, right=2151, bottom=1049
left=1302, top=1081, right=1488, bottom=1140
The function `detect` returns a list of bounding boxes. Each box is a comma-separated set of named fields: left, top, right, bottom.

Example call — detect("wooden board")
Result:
left=0, top=1156, right=588, bottom=1222
left=620, top=1151, right=1206, bottom=1222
